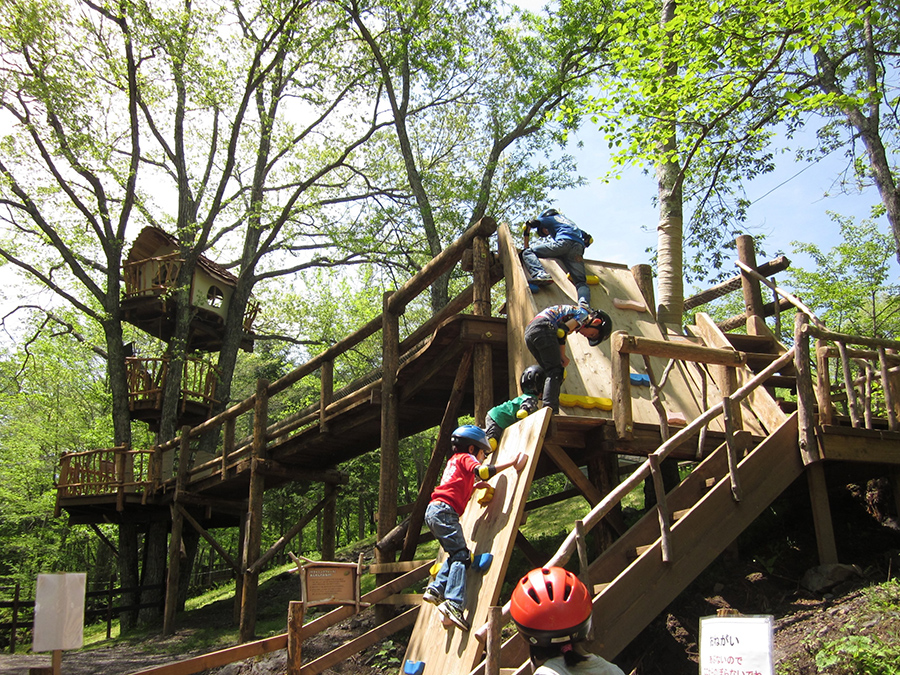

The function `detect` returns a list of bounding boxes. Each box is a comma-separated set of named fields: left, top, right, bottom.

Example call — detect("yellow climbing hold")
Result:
left=477, top=485, right=495, bottom=506
left=559, top=393, right=613, bottom=411
left=568, top=274, right=600, bottom=285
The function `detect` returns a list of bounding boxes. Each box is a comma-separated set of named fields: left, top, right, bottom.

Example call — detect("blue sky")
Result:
left=535, top=125, right=897, bottom=295
left=510, top=0, right=898, bottom=292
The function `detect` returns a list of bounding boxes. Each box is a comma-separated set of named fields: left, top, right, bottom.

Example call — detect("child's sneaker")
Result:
left=422, top=587, right=442, bottom=606
left=438, top=601, right=469, bottom=630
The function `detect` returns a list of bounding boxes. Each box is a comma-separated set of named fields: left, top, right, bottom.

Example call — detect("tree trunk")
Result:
left=655, top=0, right=684, bottom=328
left=138, top=521, right=169, bottom=624
left=117, top=522, right=140, bottom=632
left=814, top=14, right=900, bottom=264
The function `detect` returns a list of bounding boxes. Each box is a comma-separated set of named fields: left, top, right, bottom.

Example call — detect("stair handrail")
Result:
left=142, top=217, right=497, bottom=489
left=472, top=341, right=797, bottom=644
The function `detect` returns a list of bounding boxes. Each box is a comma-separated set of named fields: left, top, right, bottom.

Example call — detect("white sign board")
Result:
left=32, top=573, right=86, bottom=652
left=699, top=615, right=774, bottom=675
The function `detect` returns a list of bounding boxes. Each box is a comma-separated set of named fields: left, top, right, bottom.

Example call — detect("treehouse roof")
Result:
left=126, top=226, right=238, bottom=287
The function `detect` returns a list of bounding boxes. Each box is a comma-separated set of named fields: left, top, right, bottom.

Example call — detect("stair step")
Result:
left=725, top=333, right=778, bottom=351
left=778, top=399, right=798, bottom=413
left=765, top=375, right=797, bottom=390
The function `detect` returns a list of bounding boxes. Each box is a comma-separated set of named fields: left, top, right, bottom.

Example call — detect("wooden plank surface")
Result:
left=691, top=313, right=786, bottom=435
left=497, top=222, right=734, bottom=433
left=399, top=407, right=550, bottom=675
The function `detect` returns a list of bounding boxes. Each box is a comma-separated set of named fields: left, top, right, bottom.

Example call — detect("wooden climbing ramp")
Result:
left=497, top=222, right=770, bottom=439
left=400, top=407, right=551, bottom=675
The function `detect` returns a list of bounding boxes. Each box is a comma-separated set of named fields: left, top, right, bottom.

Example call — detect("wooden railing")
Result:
left=795, top=317, right=900, bottom=457
left=57, top=218, right=496, bottom=510
left=55, top=445, right=154, bottom=513
left=125, top=356, right=220, bottom=412
left=122, top=253, right=183, bottom=299
left=470, top=327, right=798, bottom=646
left=142, top=217, right=498, bottom=494
left=470, top=261, right=900, bottom=663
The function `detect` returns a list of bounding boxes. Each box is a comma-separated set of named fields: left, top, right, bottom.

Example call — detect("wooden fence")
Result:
left=0, top=580, right=164, bottom=652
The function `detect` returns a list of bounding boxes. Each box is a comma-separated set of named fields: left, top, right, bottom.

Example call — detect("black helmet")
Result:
left=450, top=424, right=492, bottom=454
left=539, top=208, right=559, bottom=219
left=585, top=309, right=612, bottom=347
left=520, top=365, right=546, bottom=396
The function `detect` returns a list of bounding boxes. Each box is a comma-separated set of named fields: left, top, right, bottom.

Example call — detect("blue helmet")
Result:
left=450, top=425, right=491, bottom=453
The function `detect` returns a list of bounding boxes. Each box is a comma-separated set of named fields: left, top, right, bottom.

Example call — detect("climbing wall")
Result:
left=399, top=407, right=550, bottom=675
left=497, top=223, right=769, bottom=437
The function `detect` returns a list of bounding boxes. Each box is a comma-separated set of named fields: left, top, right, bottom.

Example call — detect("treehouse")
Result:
left=125, top=355, right=220, bottom=432
left=121, top=226, right=259, bottom=353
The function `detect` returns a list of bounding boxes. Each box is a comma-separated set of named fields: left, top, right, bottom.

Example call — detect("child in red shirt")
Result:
left=422, top=424, right=526, bottom=630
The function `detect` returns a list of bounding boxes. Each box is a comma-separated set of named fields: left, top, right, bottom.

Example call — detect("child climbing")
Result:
left=522, top=208, right=594, bottom=307
left=483, top=365, right=546, bottom=451
left=524, top=305, right=612, bottom=413
left=422, top=425, right=527, bottom=630
left=511, top=567, right=626, bottom=675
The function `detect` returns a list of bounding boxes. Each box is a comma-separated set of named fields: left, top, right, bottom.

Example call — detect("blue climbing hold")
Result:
left=472, top=552, right=493, bottom=573
left=404, top=660, right=425, bottom=675
left=630, top=373, right=651, bottom=386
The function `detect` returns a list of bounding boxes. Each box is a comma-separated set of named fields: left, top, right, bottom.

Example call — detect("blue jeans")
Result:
left=522, top=238, right=590, bottom=305
left=424, top=501, right=469, bottom=608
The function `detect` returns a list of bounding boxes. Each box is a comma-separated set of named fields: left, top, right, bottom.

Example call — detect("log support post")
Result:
left=611, top=331, right=633, bottom=441
left=287, top=601, right=305, bottom=674
left=736, top=235, right=766, bottom=335
left=815, top=339, right=835, bottom=426
left=163, top=426, right=191, bottom=635
left=795, top=315, right=820, bottom=464
left=240, top=378, right=269, bottom=642
left=233, top=515, right=246, bottom=626
left=376, top=293, right=401, bottom=622
left=473, top=234, right=493, bottom=425
left=807, top=462, right=838, bottom=565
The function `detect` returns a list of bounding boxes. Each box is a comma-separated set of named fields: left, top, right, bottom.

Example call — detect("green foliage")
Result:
left=789, top=214, right=900, bottom=338
left=815, top=634, right=900, bottom=674
left=795, top=568, right=900, bottom=674
left=0, top=318, right=137, bottom=586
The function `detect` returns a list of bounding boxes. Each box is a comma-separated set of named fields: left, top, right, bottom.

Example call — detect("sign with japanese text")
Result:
left=699, top=615, right=774, bottom=675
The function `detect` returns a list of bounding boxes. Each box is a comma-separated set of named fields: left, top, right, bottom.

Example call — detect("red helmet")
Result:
left=510, top=567, right=593, bottom=647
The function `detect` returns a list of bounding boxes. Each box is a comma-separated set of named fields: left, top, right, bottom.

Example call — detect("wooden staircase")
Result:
left=586, top=412, right=801, bottom=658
left=470, top=412, right=803, bottom=673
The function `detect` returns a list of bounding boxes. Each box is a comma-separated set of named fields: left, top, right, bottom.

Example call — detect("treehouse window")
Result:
left=207, top=285, right=224, bottom=308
